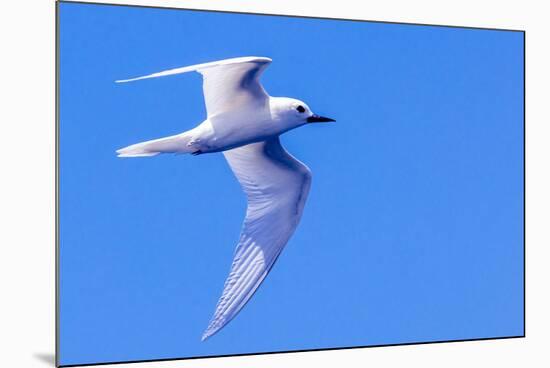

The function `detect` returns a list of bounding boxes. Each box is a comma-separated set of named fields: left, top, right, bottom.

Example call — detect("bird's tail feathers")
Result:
left=116, top=132, right=195, bottom=157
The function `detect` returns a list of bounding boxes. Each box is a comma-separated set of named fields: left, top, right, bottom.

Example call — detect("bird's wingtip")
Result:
left=201, top=322, right=221, bottom=341
left=201, top=331, right=211, bottom=342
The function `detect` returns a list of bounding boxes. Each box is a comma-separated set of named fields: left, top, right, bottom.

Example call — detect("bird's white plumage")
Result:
left=116, top=56, right=332, bottom=340
left=116, top=56, right=272, bottom=118
left=202, top=138, right=312, bottom=340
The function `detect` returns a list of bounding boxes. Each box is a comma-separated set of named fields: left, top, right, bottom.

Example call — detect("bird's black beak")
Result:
left=307, top=114, right=335, bottom=123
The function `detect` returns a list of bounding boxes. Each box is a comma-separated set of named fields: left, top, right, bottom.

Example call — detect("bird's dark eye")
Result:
left=296, top=105, right=306, bottom=113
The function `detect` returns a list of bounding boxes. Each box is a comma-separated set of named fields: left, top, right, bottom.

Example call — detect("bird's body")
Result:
left=116, top=56, right=334, bottom=340
left=118, top=96, right=310, bottom=156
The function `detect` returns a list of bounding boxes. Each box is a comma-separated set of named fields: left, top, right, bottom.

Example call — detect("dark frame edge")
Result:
left=55, top=0, right=61, bottom=367
left=58, top=335, right=525, bottom=368
left=57, top=0, right=526, bottom=33
left=522, top=30, right=526, bottom=338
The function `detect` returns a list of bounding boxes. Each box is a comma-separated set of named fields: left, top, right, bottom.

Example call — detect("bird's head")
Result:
left=271, top=97, right=335, bottom=130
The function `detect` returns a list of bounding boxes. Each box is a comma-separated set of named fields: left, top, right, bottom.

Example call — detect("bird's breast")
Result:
left=205, top=110, right=281, bottom=152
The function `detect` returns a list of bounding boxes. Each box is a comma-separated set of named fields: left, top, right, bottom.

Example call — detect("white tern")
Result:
left=116, top=56, right=335, bottom=340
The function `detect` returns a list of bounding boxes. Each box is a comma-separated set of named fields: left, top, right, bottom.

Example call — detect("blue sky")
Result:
left=58, top=2, right=524, bottom=366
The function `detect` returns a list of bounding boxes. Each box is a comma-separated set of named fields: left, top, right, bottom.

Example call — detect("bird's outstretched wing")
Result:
left=202, top=137, right=312, bottom=340
left=116, top=56, right=272, bottom=118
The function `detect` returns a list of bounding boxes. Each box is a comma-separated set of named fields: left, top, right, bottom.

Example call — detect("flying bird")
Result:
left=116, top=56, right=334, bottom=340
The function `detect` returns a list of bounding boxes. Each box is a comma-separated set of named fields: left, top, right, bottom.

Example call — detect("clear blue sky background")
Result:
left=58, top=2, right=524, bottom=366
